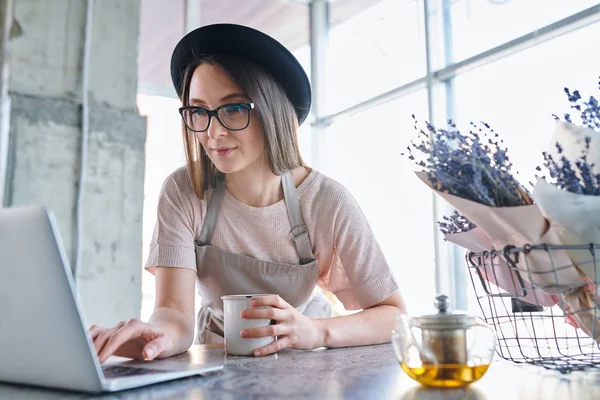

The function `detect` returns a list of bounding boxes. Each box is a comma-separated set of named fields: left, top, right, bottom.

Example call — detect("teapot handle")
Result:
left=465, top=317, right=497, bottom=364
left=470, top=317, right=498, bottom=354
left=391, top=313, right=411, bottom=363
left=473, top=317, right=497, bottom=336
left=391, top=313, right=437, bottom=365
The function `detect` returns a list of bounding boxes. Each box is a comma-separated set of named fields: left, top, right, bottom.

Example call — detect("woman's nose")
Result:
left=206, top=117, right=229, bottom=140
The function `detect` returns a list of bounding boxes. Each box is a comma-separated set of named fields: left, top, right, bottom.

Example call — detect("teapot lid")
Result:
left=413, top=294, right=475, bottom=329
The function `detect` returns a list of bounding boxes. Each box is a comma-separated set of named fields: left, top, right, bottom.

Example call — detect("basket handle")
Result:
left=467, top=251, right=495, bottom=296
left=466, top=247, right=528, bottom=298
left=502, top=245, right=528, bottom=299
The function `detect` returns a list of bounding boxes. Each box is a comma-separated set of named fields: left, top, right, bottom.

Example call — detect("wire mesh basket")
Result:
left=467, top=244, right=600, bottom=374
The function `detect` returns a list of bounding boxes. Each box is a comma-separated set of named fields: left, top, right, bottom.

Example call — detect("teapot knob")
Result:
left=434, top=294, right=450, bottom=314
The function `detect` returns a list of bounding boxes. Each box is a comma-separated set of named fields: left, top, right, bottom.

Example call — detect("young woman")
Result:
left=90, top=23, right=405, bottom=362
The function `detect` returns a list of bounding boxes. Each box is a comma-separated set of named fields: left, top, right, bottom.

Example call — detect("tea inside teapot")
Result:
left=392, top=295, right=496, bottom=388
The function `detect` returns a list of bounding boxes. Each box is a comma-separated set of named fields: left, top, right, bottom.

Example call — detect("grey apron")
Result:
left=194, top=170, right=332, bottom=344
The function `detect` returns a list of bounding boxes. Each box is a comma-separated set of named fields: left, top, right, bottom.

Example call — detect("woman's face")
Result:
left=188, top=63, right=265, bottom=174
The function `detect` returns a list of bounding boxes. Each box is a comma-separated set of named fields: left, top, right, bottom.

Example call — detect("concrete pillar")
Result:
left=4, top=0, right=146, bottom=328
left=0, top=0, right=12, bottom=206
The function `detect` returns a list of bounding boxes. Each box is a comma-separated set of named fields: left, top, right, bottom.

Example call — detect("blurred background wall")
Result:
left=1, top=0, right=146, bottom=327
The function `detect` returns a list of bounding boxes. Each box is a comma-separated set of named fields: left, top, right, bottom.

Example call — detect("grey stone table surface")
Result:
left=2, top=343, right=600, bottom=399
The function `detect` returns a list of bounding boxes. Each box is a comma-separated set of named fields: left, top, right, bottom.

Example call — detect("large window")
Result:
left=327, top=0, right=426, bottom=114
left=325, top=91, right=436, bottom=315
left=320, top=0, right=600, bottom=314
left=454, top=21, right=600, bottom=185
left=449, top=0, right=600, bottom=62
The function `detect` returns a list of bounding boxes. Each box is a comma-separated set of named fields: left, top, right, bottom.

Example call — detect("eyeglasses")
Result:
left=179, top=103, right=255, bottom=132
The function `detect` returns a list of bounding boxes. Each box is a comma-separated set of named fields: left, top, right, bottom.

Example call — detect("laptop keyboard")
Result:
left=102, top=365, right=167, bottom=379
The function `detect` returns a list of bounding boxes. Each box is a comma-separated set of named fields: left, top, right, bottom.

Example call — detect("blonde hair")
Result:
left=179, top=54, right=305, bottom=199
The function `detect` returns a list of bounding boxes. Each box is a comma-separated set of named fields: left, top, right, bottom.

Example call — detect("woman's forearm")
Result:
left=315, top=304, right=403, bottom=348
left=149, top=306, right=196, bottom=357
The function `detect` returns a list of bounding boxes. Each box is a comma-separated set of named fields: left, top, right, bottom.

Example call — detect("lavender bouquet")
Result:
left=406, top=118, right=533, bottom=208
left=533, top=79, right=600, bottom=279
left=407, top=119, right=568, bottom=305
left=531, top=79, right=600, bottom=339
left=438, top=210, right=476, bottom=236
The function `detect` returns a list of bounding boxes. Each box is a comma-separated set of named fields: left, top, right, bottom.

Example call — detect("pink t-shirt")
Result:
left=145, top=166, right=399, bottom=310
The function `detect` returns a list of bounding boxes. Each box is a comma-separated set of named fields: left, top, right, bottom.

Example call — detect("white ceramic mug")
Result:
left=221, top=294, right=276, bottom=356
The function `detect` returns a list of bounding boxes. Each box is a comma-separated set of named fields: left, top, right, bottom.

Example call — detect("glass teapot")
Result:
left=392, top=294, right=496, bottom=388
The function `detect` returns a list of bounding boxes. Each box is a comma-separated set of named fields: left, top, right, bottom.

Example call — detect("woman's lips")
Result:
left=213, top=147, right=236, bottom=157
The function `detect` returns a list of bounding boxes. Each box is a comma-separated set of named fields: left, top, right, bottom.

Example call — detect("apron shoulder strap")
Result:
left=197, top=171, right=315, bottom=264
left=282, top=170, right=315, bottom=264
left=196, top=177, right=226, bottom=246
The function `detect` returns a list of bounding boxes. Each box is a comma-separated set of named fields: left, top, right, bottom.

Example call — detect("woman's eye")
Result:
left=223, top=105, right=244, bottom=116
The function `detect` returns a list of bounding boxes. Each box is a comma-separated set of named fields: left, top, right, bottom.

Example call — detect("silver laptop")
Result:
left=0, top=205, right=223, bottom=393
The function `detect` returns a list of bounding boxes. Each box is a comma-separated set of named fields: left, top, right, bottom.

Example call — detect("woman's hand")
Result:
left=240, top=295, right=325, bottom=357
left=89, top=319, right=175, bottom=363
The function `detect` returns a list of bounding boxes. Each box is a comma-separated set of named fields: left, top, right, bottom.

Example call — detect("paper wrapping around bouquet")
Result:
left=547, top=121, right=600, bottom=176
left=561, top=285, right=600, bottom=341
left=534, top=122, right=600, bottom=340
left=534, top=122, right=600, bottom=280
left=416, top=171, right=586, bottom=293
left=446, top=228, right=557, bottom=306
left=533, top=179, right=600, bottom=281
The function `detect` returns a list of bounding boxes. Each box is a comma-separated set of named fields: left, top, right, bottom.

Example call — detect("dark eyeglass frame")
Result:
left=178, top=102, right=255, bottom=133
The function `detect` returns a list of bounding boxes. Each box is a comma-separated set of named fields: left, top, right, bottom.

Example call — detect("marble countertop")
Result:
left=1, top=343, right=600, bottom=399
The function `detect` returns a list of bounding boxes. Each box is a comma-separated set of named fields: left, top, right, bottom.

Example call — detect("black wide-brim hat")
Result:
left=170, top=23, right=312, bottom=126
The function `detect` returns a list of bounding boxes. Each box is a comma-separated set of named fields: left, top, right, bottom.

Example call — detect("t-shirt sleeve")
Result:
left=144, top=170, right=198, bottom=274
left=322, top=186, right=399, bottom=310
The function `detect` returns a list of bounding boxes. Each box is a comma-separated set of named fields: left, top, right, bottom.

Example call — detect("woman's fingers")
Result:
left=97, top=319, right=147, bottom=363
left=249, top=295, right=288, bottom=310
left=90, top=319, right=170, bottom=363
left=241, top=306, right=287, bottom=321
left=92, top=321, right=125, bottom=355
left=142, top=334, right=170, bottom=361
left=241, top=322, right=290, bottom=339
left=94, top=329, right=113, bottom=356
left=253, top=336, right=292, bottom=357
left=88, top=325, right=103, bottom=340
